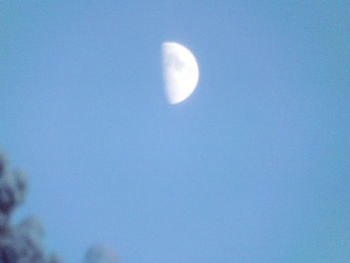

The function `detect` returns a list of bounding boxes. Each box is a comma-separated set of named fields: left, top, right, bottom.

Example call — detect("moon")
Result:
left=162, top=42, right=199, bottom=104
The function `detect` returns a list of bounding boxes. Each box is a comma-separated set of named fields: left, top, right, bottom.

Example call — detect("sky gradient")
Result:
left=1, top=1, right=350, bottom=262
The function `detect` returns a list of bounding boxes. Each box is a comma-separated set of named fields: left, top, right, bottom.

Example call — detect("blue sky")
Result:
left=1, top=1, right=350, bottom=262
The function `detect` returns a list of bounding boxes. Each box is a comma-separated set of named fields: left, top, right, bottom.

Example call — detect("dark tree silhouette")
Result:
left=0, top=152, right=118, bottom=263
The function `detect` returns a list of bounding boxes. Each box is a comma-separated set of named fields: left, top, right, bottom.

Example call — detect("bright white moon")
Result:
left=162, top=42, right=199, bottom=104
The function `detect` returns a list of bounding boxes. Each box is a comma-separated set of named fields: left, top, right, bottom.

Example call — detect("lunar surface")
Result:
left=162, top=42, right=199, bottom=104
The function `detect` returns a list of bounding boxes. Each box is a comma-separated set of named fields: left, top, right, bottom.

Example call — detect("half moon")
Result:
left=162, top=42, right=199, bottom=104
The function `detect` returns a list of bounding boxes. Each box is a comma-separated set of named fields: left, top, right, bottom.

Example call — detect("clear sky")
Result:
left=1, top=1, right=350, bottom=262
